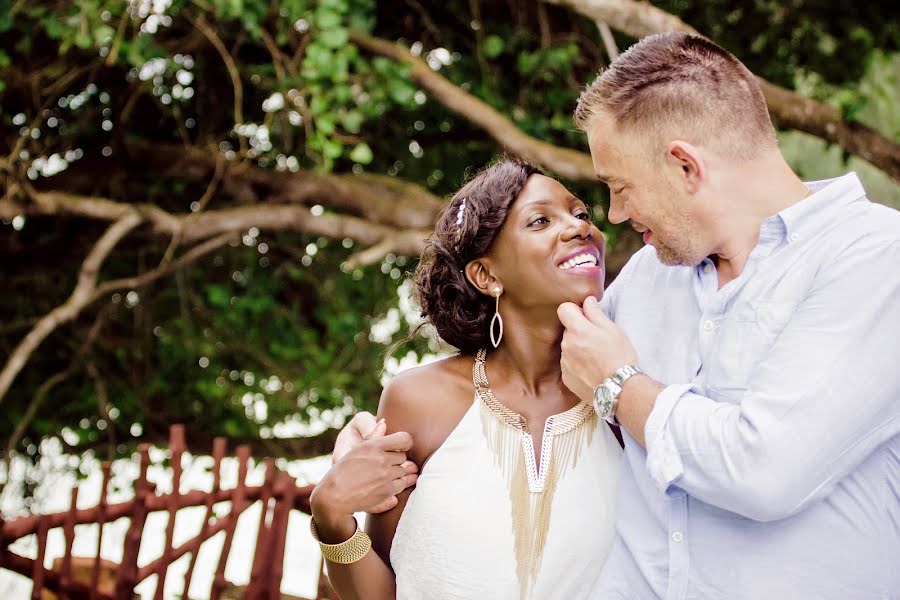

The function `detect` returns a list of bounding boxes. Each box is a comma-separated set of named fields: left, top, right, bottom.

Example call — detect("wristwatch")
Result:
left=593, top=365, right=643, bottom=424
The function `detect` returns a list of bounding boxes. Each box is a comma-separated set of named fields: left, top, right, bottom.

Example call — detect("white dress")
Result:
left=391, top=350, right=621, bottom=600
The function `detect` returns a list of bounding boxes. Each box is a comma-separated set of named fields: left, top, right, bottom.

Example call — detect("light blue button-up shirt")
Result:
left=593, top=173, right=900, bottom=599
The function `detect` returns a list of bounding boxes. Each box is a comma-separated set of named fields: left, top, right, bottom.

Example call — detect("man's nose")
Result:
left=607, top=197, right=628, bottom=224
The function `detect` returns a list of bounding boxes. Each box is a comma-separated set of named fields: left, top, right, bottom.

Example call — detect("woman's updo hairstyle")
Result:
left=414, top=158, right=541, bottom=353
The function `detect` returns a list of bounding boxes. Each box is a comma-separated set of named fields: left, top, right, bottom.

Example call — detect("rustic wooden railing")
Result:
left=0, top=425, right=338, bottom=600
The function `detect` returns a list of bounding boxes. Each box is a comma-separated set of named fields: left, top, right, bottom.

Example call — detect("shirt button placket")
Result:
left=666, top=494, right=690, bottom=600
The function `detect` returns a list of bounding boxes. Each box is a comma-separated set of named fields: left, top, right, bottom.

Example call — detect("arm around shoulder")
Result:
left=309, top=375, right=428, bottom=600
left=366, top=363, right=465, bottom=561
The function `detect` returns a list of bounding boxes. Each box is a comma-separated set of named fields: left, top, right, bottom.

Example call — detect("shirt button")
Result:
left=672, top=531, right=684, bottom=543
left=703, top=263, right=713, bottom=274
left=789, top=232, right=800, bottom=242
left=702, top=320, right=714, bottom=331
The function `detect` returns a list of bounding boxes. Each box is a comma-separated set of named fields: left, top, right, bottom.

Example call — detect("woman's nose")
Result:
left=562, top=214, right=592, bottom=240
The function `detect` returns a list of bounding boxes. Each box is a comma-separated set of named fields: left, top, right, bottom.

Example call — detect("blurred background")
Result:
left=1, top=0, right=898, bottom=597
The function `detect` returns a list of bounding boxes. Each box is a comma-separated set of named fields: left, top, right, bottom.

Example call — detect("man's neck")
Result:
left=710, top=153, right=809, bottom=287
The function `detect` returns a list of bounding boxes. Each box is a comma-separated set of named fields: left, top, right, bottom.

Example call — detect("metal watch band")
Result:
left=594, top=365, right=642, bottom=424
left=611, top=365, right=642, bottom=387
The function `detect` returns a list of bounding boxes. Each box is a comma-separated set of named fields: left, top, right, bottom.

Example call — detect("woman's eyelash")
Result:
left=529, top=211, right=590, bottom=226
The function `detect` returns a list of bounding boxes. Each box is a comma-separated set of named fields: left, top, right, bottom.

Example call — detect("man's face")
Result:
left=586, top=116, right=706, bottom=267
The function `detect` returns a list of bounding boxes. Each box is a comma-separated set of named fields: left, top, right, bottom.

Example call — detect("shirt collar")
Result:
left=777, top=172, right=867, bottom=243
left=697, top=172, right=868, bottom=275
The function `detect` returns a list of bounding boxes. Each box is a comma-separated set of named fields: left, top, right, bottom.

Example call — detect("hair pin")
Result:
left=455, top=198, right=467, bottom=225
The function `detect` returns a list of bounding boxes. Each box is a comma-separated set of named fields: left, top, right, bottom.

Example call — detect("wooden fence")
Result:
left=0, top=425, right=338, bottom=600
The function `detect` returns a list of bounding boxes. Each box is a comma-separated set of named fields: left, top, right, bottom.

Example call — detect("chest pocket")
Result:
left=707, top=301, right=795, bottom=399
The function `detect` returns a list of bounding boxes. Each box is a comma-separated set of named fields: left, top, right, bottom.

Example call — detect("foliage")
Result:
left=0, top=0, right=898, bottom=484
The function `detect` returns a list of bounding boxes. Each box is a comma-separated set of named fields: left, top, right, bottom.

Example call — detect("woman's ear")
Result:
left=465, top=259, right=501, bottom=297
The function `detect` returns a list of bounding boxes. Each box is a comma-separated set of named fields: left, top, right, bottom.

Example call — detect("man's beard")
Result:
left=653, top=234, right=699, bottom=267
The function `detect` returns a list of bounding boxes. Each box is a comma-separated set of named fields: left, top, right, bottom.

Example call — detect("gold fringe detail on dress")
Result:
left=474, top=349, right=597, bottom=600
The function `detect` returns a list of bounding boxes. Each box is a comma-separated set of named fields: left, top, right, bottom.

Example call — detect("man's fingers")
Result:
left=383, top=450, right=408, bottom=466
left=349, top=411, right=378, bottom=438
left=375, top=430, right=414, bottom=452
left=363, top=418, right=387, bottom=440
left=582, top=295, right=609, bottom=325
left=367, top=496, right=399, bottom=514
left=391, top=475, right=415, bottom=495
left=557, top=302, right=589, bottom=330
left=400, top=460, right=418, bottom=475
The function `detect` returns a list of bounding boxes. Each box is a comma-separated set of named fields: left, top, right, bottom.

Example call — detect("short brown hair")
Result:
left=575, top=32, right=777, bottom=159
left=414, top=159, right=541, bottom=354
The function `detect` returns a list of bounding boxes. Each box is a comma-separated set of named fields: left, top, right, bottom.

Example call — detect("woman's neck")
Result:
left=489, top=313, right=564, bottom=396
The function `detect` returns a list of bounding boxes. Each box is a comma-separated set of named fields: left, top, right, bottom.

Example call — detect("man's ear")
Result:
left=465, top=259, right=502, bottom=297
left=666, top=140, right=704, bottom=193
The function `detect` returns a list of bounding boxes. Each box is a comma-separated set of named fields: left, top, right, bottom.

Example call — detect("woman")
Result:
left=309, top=160, right=621, bottom=599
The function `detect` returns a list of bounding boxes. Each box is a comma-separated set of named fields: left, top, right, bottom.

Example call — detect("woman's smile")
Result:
left=557, top=247, right=604, bottom=277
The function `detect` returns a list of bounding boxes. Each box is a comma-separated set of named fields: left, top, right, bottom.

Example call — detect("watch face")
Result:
left=594, top=384, right=613, bottom=417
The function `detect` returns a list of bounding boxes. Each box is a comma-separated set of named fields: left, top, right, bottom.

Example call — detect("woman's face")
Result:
left=486, top=174, right=605, bottom=308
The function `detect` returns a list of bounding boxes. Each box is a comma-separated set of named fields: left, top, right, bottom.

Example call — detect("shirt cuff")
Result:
left=644, top=383, right=692, bottom=493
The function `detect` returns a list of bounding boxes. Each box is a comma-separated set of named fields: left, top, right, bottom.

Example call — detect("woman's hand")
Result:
left=310, top=419, right=419, bottom=541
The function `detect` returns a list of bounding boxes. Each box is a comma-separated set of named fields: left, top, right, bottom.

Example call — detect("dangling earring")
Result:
left=490, top=287, right=503, bottom=348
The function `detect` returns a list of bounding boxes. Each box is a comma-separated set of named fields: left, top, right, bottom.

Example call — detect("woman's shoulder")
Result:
left=378, top=353, right=476, bottom=464
left=382, top=353, right=472, bottom=398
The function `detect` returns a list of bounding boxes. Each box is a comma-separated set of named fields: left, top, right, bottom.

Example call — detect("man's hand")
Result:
left=311, top=426, right=419, bottom=540
left=333, top=411, right=380, bottom=465
left=557, top=295, right=639, bottom=403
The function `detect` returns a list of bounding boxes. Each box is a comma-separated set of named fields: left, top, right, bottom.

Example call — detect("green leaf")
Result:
left=483, top=35, right=505, bottom=59
left=349, top=143, right=373, bottom=164
left=323, top=138, right=344, bottom=159
left=317, top=114, right=336, bottom=134
left=517, top=52, right=540, bottom=76
left=319, top=27, right=349, bottom=49
left=316, top=9, right=342, bottom=29
left=341, top=110, right=364, bottom=133
left=319, top=0, right=349, bottom=11
left=0, top=3, right=11, bottom=33
left=388, top=79, right=416, bottom=105
left=205, top=285, right=230, bottom=308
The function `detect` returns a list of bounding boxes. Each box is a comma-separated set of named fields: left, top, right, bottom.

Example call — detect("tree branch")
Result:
left=350, top=32, right=597, bottom=181
left=597, top=20, right=619, bottom=60
left=0, top=211, right=143, bottom=405
left=91, top=232, right=237, bottom=302
left=2, top=189, right=433, bottom=255
left=189, top=14, right=244, bottom=126
left=125, top=142, right=446, bottom=230
left=543, top=0, right=900, bottom=183
left=344, top=236, right=402, bottom=269
left=2, top=308, right=112, bottom=468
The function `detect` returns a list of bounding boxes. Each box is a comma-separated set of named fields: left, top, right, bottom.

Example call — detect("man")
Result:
left=328, top=32, right=899, bottom=598
left=557, top=32, right=900, bottom=598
